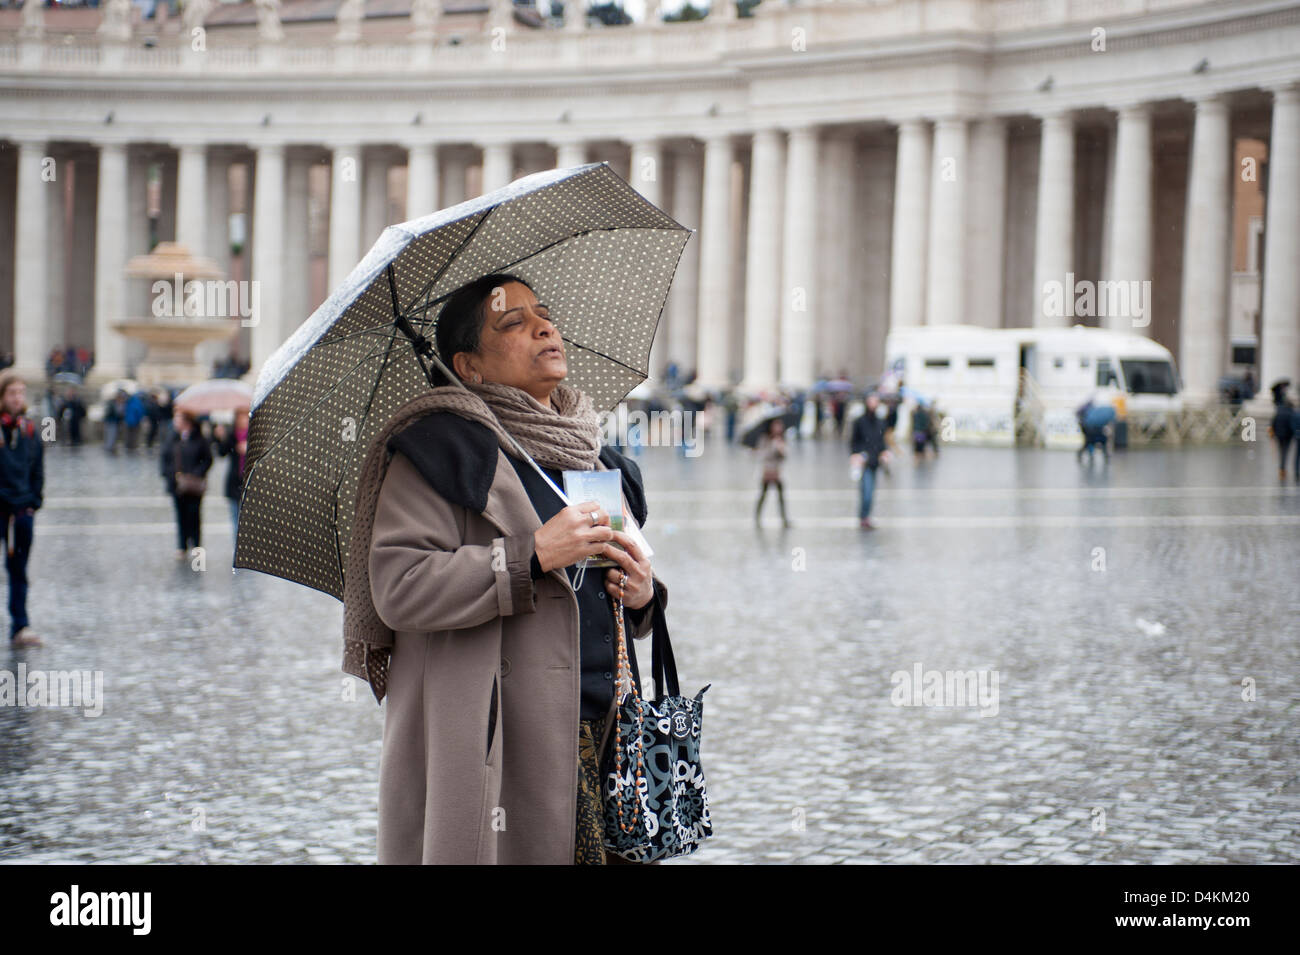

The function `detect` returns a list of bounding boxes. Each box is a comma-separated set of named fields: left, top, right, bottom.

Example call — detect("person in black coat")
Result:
left=850, top=392, right=892, bottom=530
left=160, top=408, right=213, bottom=559
left=1269, top=382, right=1294, bottom=481
left=212, top=407, right=249, bottom=540
left=0, top=372, right=44, bottom=646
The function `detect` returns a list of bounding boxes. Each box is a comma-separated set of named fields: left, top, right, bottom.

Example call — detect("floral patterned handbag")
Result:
left=600, top=591, right=712, bottom=862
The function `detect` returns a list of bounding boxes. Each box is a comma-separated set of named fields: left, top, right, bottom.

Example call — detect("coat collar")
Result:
left=387, top=411, right=648, bottom=586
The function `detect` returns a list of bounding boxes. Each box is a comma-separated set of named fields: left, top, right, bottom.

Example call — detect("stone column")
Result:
left=175, top=141, right=208, bottom=253
left=740, top=128, right=784, bottom=393
left=205, top=151, right=232, bottom=282
left=282, top=153, right=312, bottom=339
left=328, top=142, right=363, bottom=293
left=780, top=125, right=818, bottom=387
left=362, top=149, right=391, bottom=250
left=629, top=137, right=666, bottom=377
left=695, top=133, right=733, bottom=390
left=1261, top=84, right=1300, bottom=393
left=1179, top=94, right=1233, bottom=403
left=926, top=116, right=967, bottom=327
left=1104, top=103, right=1153, bottom=332
left=889, top=119, right=930, bottom=330
left=442, top=150, right=470, bottom=207
left=46, top=149, right=67, bottom=358
left=666, top=146, right=702, bottom=378
left=92, top=141, right=131, bottom=381
left=250, top=143, right=285, bottom=374
left=1034, top=110, right=1075, bottom=327
left=555, top=141, right=588, bottom=170
left=966, top=117, right=1007, bottom=329
left=406, top=141, right=439, bottom=219
left=480, top=142, right=513, bottom=194
left=13, top=140, right=49, bottom=378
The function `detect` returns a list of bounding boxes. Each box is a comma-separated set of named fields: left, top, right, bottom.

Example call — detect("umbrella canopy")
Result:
left=99, top=378, right=139, bottom=400
left=236, top=161, right=692, bottom=599
left=174, top=378, right=253, bottom=415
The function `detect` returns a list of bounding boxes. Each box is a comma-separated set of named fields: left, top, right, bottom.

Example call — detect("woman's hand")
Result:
left=533, top=502, right=615, bottom=574
left=601, top=531, right=653, bottom=610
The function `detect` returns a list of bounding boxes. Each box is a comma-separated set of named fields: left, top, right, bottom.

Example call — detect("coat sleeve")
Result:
left=624, top=573, right=668, bottom=641
left=29, top=429, right=43, bottom=510
left=368, top=450, right=539, bottom=634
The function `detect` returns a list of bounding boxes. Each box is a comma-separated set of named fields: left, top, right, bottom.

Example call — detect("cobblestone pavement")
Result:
left=1, top=430, right=1297, bottom=864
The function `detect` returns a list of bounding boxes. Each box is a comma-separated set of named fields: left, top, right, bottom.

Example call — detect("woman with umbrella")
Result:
left=174, top=378, right=254, bottom=540
left=361, top=274, right=667, bottom=864
left=159, top=407, right=213, bottom=559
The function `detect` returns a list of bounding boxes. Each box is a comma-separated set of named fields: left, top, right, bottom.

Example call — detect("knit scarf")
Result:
left=457, top=380, right=602, bottom=471
left=342, top=378, right=602, bottom=702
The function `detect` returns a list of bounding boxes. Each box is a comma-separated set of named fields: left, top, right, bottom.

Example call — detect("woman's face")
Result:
left=454, top=281, right=566, bottom=405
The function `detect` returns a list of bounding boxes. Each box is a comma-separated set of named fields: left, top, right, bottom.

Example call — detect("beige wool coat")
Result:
left=368, top=433, right=666, bottom=865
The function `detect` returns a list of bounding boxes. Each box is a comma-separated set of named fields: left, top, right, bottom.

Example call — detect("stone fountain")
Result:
left=115, top=241, right=240, bottom=387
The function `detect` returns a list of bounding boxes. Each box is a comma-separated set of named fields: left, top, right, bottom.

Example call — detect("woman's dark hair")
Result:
left=431, top=273, right=535, bottom=387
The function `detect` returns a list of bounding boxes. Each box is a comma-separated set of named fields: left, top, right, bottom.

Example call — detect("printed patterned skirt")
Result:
left=575, top=717, right=609, bottom=865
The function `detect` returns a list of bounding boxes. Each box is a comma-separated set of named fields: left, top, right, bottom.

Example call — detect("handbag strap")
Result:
left=648, top=596, right=680, bottom=699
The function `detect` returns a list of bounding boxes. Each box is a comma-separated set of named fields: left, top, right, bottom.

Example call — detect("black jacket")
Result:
left=0, top=414, right=43, bottom=511
left=214, top=429, right=246, bottom=501
left=850, top=410, right=888, bottom=469
left=159, top=425, right=213, bottom=495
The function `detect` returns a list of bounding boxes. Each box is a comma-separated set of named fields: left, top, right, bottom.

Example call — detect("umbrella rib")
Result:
left=247, top=336, right=397, bottom=468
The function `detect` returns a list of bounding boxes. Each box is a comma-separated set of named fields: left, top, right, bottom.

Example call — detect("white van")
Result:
left=882, top=324, right=1183, bottom=448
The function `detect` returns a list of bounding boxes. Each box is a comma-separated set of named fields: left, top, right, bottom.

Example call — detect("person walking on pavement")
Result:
left=160, top=407, right=213, bottom=559
left=850, top=392, right=891, bottom=530
left=213, top=408, right=249, bottom=539
left=754, top=417, right=792, bottom=528
left=57, top=385, right=86, bottom=446
left=1268, top=381, right=1295, bottom=481
left=0, top=372, right=44, bottom=647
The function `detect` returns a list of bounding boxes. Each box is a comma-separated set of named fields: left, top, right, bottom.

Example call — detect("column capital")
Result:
left=784, top=123, right=820, bottom=141
left=170, top=139, right=211, bottom=153
left=891, top=117, right=930, bottom=133
left=1267, top=82, right=1300, bottom=104
left=931, top=115, right=970, bottom=132
left=1106, top=101, right=1153, bottom=119
left=1185, top=91, right=1232, bottom=111
left=1034, top=108, right=1076, bottom=126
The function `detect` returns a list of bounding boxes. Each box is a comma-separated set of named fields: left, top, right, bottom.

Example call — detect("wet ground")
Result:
left=1, top=426, right=1297, bottom=864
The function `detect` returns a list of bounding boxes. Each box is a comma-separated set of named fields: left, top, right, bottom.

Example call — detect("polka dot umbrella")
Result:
left=235, top=161, right=693, bottom=599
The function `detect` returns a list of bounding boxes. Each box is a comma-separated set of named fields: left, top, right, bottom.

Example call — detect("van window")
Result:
left=1080, top=357, right=1090, bottom=369
left=923, top=358, right=950, bottom=368
left=1096, top=359, right=1117, bottom=388
left=967, top=357, right=995, bottom=368
left=1119, top=359, right=1177, bottom=395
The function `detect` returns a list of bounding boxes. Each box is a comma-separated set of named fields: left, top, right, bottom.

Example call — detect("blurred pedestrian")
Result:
left=1077, top=393, right=1116, bottom=465
left=0, top=372, right=44, bottom=647
left=160, top=408, right=212, bottom=559
left=213, top=408, right=249, bottom=539
left=103, top=390, right=127, bottom=454
left=1269, top=382, right=1294, bottom=481
left=123, top=389, right=145, bottom=451
left=754, top=418, right=791, bottom=528
left=57, top=385, right=86, bottom=446
left=850, top=392, right=891, bottom=530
